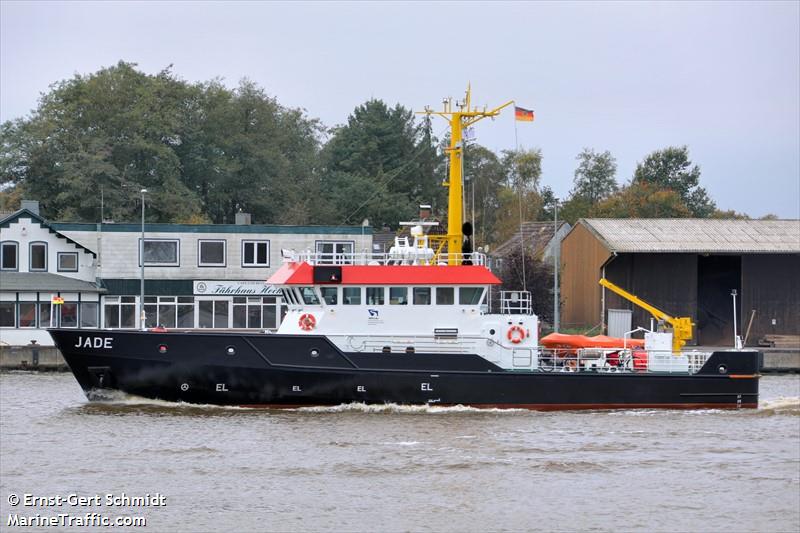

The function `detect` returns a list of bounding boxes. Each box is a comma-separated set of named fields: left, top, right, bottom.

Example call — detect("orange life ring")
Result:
left=298, top=313, right=316, bottom=331
left=507, top=325, right=526, bottom=344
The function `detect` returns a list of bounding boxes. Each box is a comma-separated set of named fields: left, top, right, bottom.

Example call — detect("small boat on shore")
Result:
left=49, top=88, right=761, bottom=410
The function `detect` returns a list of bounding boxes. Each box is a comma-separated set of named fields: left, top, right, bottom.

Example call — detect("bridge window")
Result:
left=436, top=287, right=454, bottom=305
left=389, top=287, right=407, bottom=305
left=459, top=287, right=484, bottom=305
left=366, top=287, right=385, bottom=305
left=321, top=287, right=338, bottom=305
left=413, top=287, right=431, bottom=305
left=343, top=287, right=361, bottom=305
left=299, top=287, right=320, bottom=305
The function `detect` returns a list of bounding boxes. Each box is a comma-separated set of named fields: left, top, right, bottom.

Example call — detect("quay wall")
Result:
left=1, top=346, right=798, bottom=373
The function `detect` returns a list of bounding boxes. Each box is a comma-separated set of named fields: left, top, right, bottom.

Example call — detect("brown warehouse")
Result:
left=560, top=218, right=800, bottom=346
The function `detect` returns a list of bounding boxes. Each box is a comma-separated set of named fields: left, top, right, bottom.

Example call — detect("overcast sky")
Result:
left=2, top=1, right=798, bottom=218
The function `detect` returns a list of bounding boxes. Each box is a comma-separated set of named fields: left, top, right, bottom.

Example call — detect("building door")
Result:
left=697, top=255, right=741, bottom=346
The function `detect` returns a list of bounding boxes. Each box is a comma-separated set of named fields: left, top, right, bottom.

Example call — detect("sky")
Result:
left=1, top=1, right=799, bottom=218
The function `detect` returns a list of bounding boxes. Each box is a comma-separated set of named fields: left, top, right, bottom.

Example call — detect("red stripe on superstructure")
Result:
left=267, top=262, right=501, bottom=286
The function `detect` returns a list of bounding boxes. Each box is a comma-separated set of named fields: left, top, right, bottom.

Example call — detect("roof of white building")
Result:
left=0, top=272, right=106, bottom=293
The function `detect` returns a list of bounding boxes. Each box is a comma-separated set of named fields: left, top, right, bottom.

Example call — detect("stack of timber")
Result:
left=758, top=335, right=800, bottom=349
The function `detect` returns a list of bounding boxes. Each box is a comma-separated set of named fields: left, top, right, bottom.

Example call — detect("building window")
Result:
left=39, top=304, right=51, bottom=328
left=366, top=287, right=384, bottom=305
left=80, top=302, right=99, bottom=328
left=436, top=287, right=455, bottom=305
left=104, top=296, right=137, bottom=329
left=459, top=287, right=484, bottom=305
left=19, top=302, right=37, bottom=327
left=143, top=296, right=194, bottom=328
left=413, top=287, right=431, bottom=305
left=389, top=287, right=408, bottom=305
left=343, top=287, right=361, bottom=305
left=232, top=297, right=278, bottom=329
left=58, top=252, right=79, bottom=272
left=0, top=242, right=18, bottom=271
left=29, top=242, right=47, bottom=271
left=140, top=239, right=179, bottom=266
left=198, top=240, right=226, bottom=267
left=320, top=287, right=338, bottom=305
left=0, top=302, right=14, bottom=327
left=199, top=300, right=229, bottom=328
left=242, top=240, right=269, bottom=267
left=316, top=241, right=354, bottom=264
left=60, top=302, right=78, bottom=328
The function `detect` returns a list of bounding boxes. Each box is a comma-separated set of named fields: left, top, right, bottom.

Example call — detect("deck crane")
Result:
left=599, top=278, right=694, bottom=353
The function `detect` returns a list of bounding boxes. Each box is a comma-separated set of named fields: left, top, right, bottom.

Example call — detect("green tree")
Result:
left=633, top=146, right=715, bottom=217
left=463, top=143, right=505, bottom=245
left=0, top=62, right=321, bottom=224
left=571, top=148, right=618, bottom=205
left=318, top=99, right=443, bottom=228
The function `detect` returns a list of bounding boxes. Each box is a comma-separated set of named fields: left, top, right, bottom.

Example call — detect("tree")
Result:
left=498, top=248, right=557, bottom=325
left=318, top=99, right=444, bottom=228
left=594, top=182, right=692, bottom=218
left=501, top=148, right=542, bottom=191
left=0, top=62, right=321, bottom=224
left=463, top=143, right=505, bottom=245
left=633, top=146, right=715, bottom=217
left=571, top=148, right=618, bottom=205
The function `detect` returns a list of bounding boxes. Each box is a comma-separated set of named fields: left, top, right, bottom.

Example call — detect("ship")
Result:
left=49, top=88, right=762, bottom=410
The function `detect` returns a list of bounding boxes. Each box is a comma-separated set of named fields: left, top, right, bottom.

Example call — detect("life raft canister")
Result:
left=507, top=325, right=526, bottom=344
left=298, top=313, right=316, bottom=331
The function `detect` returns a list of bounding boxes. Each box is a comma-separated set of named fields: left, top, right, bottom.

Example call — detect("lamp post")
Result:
left=140, top=189, right=147, bottom=331
left=553, top=198, right=560, bottom=332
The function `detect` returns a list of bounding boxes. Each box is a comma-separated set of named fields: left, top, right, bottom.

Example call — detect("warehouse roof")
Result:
left=579, top=218, right=800, bottom=253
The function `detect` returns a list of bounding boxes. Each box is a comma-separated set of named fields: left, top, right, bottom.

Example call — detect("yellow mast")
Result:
left=419, top=85, right=513, bottom=265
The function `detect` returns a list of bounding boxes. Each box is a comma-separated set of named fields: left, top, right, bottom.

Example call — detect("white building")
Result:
left=0, top=203, right=372, bottom=346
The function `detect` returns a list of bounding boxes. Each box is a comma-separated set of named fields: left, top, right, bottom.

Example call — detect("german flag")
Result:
left=514, top=106, right=535, bottom=122
left=52, top=296, right=64, bottom=305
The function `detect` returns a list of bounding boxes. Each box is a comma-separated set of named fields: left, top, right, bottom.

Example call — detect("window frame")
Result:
left=342, top=287, right=362, bottom=305
left=0, top=241, right=19, bottom=271
left=241, top=240, right=270, bottom=268
left=197, top=239, right=227, bottom=267
left=436, top=287, right=455, bottom=305
left=315, top=240, right=355, bottom=264
left=139, top=238, right=180, bottom=267
left=57, top=252, right=79, bottom=272
left=29, top=241, right=48, bottom=271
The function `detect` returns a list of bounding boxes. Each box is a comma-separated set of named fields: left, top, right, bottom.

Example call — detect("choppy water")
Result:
left=1, top=372, right=798, bottom=533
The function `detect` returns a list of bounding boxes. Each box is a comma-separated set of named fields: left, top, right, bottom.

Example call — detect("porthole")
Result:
left=489, top=329, right=496, bottom=335
left=158, top=344, right=168, bottom=354
left=225, top=345, right=236, bottom=356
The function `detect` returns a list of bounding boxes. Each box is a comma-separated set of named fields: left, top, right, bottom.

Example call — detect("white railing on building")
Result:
left=287, top=250, right=488, bottom=267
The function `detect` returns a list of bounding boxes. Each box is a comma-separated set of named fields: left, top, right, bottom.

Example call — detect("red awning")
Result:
left=268, top=262, right=501, bottom=286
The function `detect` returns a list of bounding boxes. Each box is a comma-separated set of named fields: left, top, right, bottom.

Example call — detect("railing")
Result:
left=500, top=291, right=533, bottom=315
left=288, top=250, right=487, bottom=267
left=536, top=348, right=711, bottom=374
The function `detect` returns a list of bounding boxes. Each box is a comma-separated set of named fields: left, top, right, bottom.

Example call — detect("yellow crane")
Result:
left=599, top=278, right=694, bottom=353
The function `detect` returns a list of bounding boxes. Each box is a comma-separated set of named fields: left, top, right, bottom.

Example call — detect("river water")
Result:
left=1, top=372, right=798, bottom=533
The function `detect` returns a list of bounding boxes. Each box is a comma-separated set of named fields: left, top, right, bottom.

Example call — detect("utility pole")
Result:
left=140, top=189, right=147, bottom=331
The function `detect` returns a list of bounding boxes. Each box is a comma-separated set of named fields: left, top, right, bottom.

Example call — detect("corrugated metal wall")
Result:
left=559, top=223, right=611, bottom=329
left=741, top=254, right=800, bottom=343
left=603, top=254, right=699, bottom=343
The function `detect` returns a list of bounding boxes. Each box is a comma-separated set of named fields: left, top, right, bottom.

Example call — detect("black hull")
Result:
left=49, top=329, right=762, bottom=410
